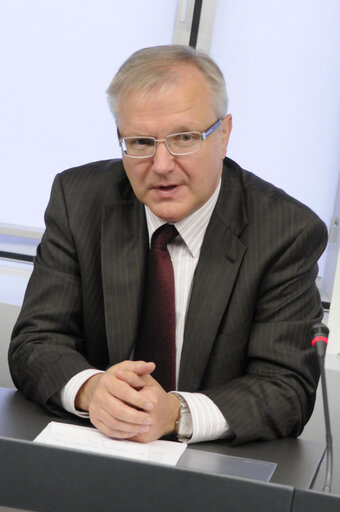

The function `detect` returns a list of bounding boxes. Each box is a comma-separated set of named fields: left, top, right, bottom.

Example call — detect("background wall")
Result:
left=0, top=0, right=177, bottom=228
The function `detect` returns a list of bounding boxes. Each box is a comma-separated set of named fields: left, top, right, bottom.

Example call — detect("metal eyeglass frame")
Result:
left=119, top=119, right=222, bottom=158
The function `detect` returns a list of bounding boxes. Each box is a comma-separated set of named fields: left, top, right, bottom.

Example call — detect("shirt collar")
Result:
left=144, top=180, right=221, bottom=257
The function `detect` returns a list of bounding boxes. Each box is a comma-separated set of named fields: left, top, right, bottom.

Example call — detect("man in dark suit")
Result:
left=9, top=45, right=327, bottom=445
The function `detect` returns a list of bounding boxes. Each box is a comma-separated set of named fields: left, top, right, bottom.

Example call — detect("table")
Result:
left=0, top=387, right=339, bottom=512
left=0, top=387, right=324, bottom=487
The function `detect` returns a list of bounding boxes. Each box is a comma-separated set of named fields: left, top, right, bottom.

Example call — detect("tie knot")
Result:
left=151, top=224, right=178, bottom=250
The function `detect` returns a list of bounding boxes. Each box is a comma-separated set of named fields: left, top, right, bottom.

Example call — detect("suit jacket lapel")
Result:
left=101, top=180, right=148, bottom=365
left=179, top=163, right=248, bottom=390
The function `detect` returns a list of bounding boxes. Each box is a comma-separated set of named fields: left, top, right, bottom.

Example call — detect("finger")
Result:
left=89, top=399, right=152, bottom=438
left=129, top=432, right=155, bottom=443
left=115, top=368, right=153, bottom=390
left=93, top=417, right=150, bottom=440
left=98, top=373, right=154, bottom=412
left=109, top=360, right=155, bottom=377
left=132, top=360, right=156, bottom=376
left=113, top=378, right=154, bottom=411
left=90, top=389, right=153, bottom=426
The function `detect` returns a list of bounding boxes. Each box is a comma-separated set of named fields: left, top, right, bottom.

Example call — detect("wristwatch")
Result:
left=174, top=394, right=193, bottom=439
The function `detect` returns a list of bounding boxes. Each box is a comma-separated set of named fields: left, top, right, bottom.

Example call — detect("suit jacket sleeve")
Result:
left=8, top=166, right=114, bottom=412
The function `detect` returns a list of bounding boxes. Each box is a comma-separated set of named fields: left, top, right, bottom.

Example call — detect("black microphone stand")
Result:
left=311, top=322, right=333, bottom=493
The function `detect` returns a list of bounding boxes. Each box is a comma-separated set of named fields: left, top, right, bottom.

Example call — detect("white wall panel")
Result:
left=0, top=0, right=177, bottom=228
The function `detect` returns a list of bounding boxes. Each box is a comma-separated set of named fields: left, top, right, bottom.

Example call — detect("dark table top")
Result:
left=0, top=386, right=326, bottom=490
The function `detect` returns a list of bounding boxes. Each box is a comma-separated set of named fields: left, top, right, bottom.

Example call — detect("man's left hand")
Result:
left=115, top=367, right=180, bottom=443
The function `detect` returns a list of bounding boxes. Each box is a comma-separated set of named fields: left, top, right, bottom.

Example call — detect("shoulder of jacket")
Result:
left=223, top=157, right=323, bottom=224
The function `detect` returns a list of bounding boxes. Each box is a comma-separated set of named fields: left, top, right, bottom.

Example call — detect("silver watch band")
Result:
left=174, top=394, right=193, bottom=439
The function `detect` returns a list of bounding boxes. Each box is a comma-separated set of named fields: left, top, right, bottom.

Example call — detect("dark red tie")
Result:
left=135, top=224, right=178, bottom=392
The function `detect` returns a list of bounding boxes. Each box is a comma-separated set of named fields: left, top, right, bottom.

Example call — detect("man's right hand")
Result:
left=75, top=360, right=156, bottom=439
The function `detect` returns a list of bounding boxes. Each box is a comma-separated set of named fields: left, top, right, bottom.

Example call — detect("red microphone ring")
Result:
left=311, top=335, right=328, bottom=346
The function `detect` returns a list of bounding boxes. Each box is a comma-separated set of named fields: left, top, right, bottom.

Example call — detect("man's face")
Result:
left=117, top=65, right=232, bottom=223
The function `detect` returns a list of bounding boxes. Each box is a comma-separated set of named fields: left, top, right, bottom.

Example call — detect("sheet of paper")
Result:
left=34, top=421, right=186, bottom=466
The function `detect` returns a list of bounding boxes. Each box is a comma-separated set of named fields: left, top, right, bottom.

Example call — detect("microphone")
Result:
left=311, top=322, right=333, bottom=493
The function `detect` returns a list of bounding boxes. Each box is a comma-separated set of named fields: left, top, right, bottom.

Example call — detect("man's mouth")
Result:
left=158, top=185, right=177, bottom=191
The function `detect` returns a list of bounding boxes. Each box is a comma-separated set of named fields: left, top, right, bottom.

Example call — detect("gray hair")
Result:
left=106, top=45, right=228, bottom=121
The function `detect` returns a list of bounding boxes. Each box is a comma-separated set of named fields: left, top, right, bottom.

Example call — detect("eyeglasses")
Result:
left=119, top=119, right=222, bottom=159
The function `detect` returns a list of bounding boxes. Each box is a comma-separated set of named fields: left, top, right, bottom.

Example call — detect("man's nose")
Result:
left=152, top=141, right=175, bottom=174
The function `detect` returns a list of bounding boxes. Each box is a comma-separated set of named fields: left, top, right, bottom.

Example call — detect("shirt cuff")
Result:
left=174, top=391, right=231, bottom=443
left=60, top=369, right=104, bottom=417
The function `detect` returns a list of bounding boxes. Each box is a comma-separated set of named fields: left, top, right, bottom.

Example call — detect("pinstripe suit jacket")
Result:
left=9, top=157, right=328, bottom=445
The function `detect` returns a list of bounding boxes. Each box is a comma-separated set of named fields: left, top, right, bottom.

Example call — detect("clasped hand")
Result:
left=75, top=360, right=180, bottom=443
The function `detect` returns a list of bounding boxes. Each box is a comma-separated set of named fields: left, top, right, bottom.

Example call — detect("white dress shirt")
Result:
left=61, top=180, right=230, bottom=443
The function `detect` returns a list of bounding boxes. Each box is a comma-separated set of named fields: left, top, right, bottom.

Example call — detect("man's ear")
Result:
left=220, top=114, right=232, bottom=158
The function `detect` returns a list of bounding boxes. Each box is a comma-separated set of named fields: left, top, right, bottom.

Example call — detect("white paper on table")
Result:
left=34, top=421, right=186, bottom=466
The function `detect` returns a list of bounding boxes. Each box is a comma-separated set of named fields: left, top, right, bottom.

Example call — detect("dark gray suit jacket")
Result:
left=9, top=157, right=328, bottom=445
